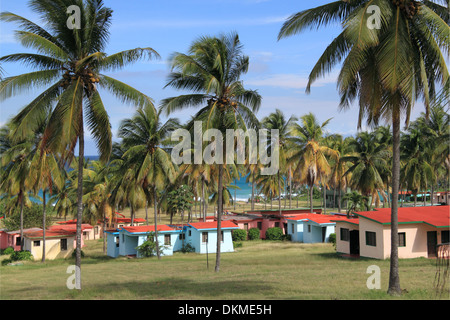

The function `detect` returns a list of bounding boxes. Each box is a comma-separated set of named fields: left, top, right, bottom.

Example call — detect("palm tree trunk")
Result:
left=251, top=170, right=255, bottom=211
left=75, top=118, right=84, bottom=290
left=388, top=111, right=401, bottom=296
left=145, top=199, right=149, bottom=225
left=309, top=184, right=314, bottom=213
left=154, top=186, right=160, bottom=260
left=289, top=168, right=292, bottom=209
left=338, top=183, right=342, bottom=213
left=215, top=163, right=224, bottom=273
left=323, top=184, right=327, bottom=214
left=202, top=179, right=206, bottom=222
left=278, top=172, right=282, bottom=216
left=42, top=190, right=46, bottom=263
left=19, top=189, right=24, bottom=251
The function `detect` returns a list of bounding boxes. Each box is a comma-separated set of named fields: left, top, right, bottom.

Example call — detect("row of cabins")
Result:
left=105, top=221, right=239, bottom=258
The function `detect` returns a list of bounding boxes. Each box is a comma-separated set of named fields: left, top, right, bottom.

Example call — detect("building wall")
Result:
left=335, top=222, right=359, bottom=255
left=106, top=233, right=119, bottom=258
left=185, top=228, right=235, bottom=254
left=359, top=218, right=385, bottom=259
left=287, top=220, right=304, bottom=242
left=24, top=237, right=75, bottom=261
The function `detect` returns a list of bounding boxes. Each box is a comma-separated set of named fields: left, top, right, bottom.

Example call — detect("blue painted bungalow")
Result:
left=106, top=225, right=182, bottom=258
left=287, top=214, right=347, bottom=243
left=184, top=221, right=239, bottom=254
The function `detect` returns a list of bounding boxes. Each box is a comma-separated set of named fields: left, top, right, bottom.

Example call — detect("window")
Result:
left=202, top=232, right=208, bottom=243
left=366, top=231, right=377, bottom=247
left=60, top=238, right=68, bottom=251
left=94, top=226, right=99, bottom=235
left=164, top=234, right=171, bottom=245
left=244, top=223, right=249, bottom=231
left=291, top=223, right=294, bottom=234
left=340, top=228, right=350, bottom=241
left=179, top=233, right=185, bottom=240
left=221, top=231, right=224, bottom=243
left=33, top=240, right=40, bottom=247
left=188, top=230, right=192, bottom=236
left=257, top=222, right=262, bottom=230
left=398, top=233, right=406, bottom=247
left=116, top=237, right=120, bottom=248
left=15, top=237, right=21, bottom=246
left=308, top=225, right=311, bottom=233
left=442, top=230, right=449, bottom=244
left=275, top=222, right=279, bottom=228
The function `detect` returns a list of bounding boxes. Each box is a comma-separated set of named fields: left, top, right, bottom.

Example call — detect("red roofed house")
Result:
left=185, top=221, right=239, bottom=254
left=22, top=229, right=76, bottom=261
left=334, top=206, right=450, bottom=259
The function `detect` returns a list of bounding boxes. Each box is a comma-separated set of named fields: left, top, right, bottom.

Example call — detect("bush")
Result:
left=247, top=228, right=260, bottom=240
left=180, top=243, right=195, bottom=253
left=10, top=250, right=33, bottom=262
left=1, top=247, right=14, bottom=256
left=265, top=227, right=284, bottom=241
left=328, top=233, right=336, bottom=247
left=1, top=259, right=12, bottom=266
left=233, top=241, right=243, bottom=248
left=71, top=249, right=85, bottom=258
left=232, top=229, right=247, bottom=241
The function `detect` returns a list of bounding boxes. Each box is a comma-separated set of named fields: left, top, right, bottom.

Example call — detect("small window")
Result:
left=221, top=231, right=224, bottom=243
left=188, top=230, right=192, bottom=237
left=60, top=238, right=68, bottom=251
left=164, top=234, right=171, bottom=245
left=275, top=222, right=279, bottom=228
left=398, top=233, right=406, bottom=247
left=15, top=237, right=21, bottom=246
left=366, top=231, right=377, bottom=247
left=340, top=228, right=350, bottom=241
left=33, top=240, right=40, bottom=247
left=202, top=232, right=208, bottom=243
left=116, top=236, right=120, bottom=248
left=257, top=222, right=262, bottom=230
left=179, top=233, right=185, bottom=240
left=94, top=226, right=99, bottom=235
left=244, top=223, right=249, bottom=231
left=442, top=230, right=449, bottom=244
left=291, top=223, right=294, bottom=234
left=308, top=225, right=311, bottom=233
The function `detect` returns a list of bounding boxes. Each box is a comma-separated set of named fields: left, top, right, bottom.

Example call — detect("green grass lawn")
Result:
left=1, top=239, right=448, bottom=300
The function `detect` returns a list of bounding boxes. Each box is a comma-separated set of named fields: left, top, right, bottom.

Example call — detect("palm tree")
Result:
left=289, top=113, right=338, bottom=213
left=0, top=0, right=159, bottom=289
left=342, top=131, right=391, bottom=209
left=279, top=0, right=449, bottom=296
left=118, top=105, right=179, bottom=260
left=262, top=109, right=297, bottom=214
left=342, top=191, right=370, bottom=217
left=161, top=32, right=261, bottom=272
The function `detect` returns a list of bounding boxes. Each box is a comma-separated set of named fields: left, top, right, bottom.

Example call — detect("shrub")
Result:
left=180, top=243, right=195, bottom=253
left=10, top=250, right=33, bottom=262
left=1, top=247, right=14, bottom=256
left=328, top=233, right=336, bottom=247
left=135, top=232, right=166, bottom=258
left=247, top=228, right=260, bottom=240
left=71, top=249, right=85, bottom=258
left=232, top=229, right=247, bottom=241
left=265, top=227, right=284, bottom=241
left=233, top=241, right=243, bottom=248
left=1, top=259, right=12, bottom=266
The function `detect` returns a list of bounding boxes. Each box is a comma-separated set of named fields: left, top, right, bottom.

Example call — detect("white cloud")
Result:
left=246, top=72, right=338, bottom=90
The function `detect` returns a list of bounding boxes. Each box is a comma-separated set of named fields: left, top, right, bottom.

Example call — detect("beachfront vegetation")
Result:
left=0, top=0, right=448, bottom=299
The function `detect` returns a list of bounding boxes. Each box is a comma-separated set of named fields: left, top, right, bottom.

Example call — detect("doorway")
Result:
left=427, top=231, right=437, bottom=258
left=350, top=230, right=360, bottom=255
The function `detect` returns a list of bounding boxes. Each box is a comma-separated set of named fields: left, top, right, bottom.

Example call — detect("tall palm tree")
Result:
left=342, top=131, right=391, bottom=209
left=0, top=0, right=159, bottom=289
left=161, top=32, right=261, bottom=272
left=279, top=0, right=449, bottom=296
left=118, top=105, right=179, bottom=260
left=289, top=113, right=338, bottom=213
left=262, top=109, right=297, bottom=214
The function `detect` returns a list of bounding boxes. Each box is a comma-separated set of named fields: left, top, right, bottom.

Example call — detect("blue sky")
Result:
left=0, top=0, right=425, bottom=155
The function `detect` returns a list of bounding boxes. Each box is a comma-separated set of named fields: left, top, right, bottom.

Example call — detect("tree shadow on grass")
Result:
left=86, top=277, right=275, bottom=300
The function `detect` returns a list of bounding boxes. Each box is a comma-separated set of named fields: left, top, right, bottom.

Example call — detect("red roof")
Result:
left=24, top=229, right=76, bottom=239
left=356, top=206, right=450, bottom=228
left=116, top=218, right=146, bottom=223
left=121, top=225, right=175, bottom=233
left=188, top=221, right=239, bottom=230
left=49, top=224, right=93, bottom=232
left=287, top=213, right=326, bottom=221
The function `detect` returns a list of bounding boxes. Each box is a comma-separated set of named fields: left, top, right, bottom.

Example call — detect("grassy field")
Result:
left=1, top=237, right=447, bottom=300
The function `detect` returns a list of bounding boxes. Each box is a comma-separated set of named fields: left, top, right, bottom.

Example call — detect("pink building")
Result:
left=334, top=206, right=450, bottom=259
